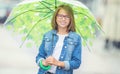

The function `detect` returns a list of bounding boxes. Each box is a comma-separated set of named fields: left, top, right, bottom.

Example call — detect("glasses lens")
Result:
left=57, top=14, right=70, bottom=19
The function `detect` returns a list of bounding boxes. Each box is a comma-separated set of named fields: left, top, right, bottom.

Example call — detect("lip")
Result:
left=59, top=22, right=67, bottom=26
left=61, top=22, right=66, bottom=25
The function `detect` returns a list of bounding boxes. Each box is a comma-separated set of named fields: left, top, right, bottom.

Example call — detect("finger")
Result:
left=46, top=57, right=52, bottom=60
left=47, top=60, right=54, bottom=64
left=46, top=58, right=52, bottom=62
left=46, top=56, right=52, bottom=59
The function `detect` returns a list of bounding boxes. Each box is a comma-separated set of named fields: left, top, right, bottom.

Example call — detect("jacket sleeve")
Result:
left=36, top=35, right=46, bottom=66
left=64, top=35, right=82, bottom=70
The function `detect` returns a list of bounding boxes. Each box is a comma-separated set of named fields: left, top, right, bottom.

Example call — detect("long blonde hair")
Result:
left=51, top=4, right=76, bottom=32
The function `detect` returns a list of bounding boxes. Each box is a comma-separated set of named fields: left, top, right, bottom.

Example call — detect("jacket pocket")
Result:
left=65, top=39, right=77, bottom=60
left=67, top=39, right=77, bottom=51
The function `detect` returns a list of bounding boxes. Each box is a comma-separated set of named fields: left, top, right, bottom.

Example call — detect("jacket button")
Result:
left=64, top=46, right=67, bottom=48
left=47, top=39, right=49, bottom=41
left=61, top=56, right=63, bottom=59
left=58, top=67, right=61, bottom=69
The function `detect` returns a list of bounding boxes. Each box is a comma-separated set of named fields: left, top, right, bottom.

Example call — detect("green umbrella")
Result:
left=5, top=0, right=102, bottom=50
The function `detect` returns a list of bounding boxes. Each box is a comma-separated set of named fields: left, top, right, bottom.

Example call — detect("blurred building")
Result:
left=0, top=0, right=22, bottom=24
left=78, top=0, right=120, bottom=49
left=102, top=0, right=120, bottom=49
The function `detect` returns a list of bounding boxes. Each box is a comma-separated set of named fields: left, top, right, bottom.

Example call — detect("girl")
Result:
left=36, top=4, right=82, bottom=74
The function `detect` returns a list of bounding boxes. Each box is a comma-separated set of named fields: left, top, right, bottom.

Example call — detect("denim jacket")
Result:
left=36, top=30, right=82, bottom=74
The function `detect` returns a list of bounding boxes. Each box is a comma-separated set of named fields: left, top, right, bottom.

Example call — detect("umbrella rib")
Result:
left=5, top=9, right=53, bottom=47
left=30, top=9, right=53, bottom=13
left=20, top=14, right=52, bottom=47
left=82, top=13, right=103, bottom=33
left=5, top=9, right=52, bottom=24
left=39, top=1, right=54, bottom=12
left=5, top=10, right=30, bottom=24
left=76, top=27, right=91, bottom=52
left=75, top=11, right=102, bottom=32
left=43, top=11, right=53, bottom=17
left=55, top=0, right=57, bottom=9
left=75, top=12, right=93, bottom=20
left=39, top=1, right=54, bottom=6
left=5, top=10, right=39, bottom=24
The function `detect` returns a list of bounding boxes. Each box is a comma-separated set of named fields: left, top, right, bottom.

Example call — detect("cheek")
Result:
left=67, top=20, right=71, bottom=25
left=56, top=19, right=61, bottom=24
left=56, top=19, right=59, bottom=24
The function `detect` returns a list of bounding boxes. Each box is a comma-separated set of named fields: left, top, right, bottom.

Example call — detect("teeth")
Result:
left=61, top=22, right=65, bottom=25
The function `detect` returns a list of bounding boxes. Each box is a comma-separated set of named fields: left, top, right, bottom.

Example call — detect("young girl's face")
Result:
left=56, top=8, right=70, bottom=30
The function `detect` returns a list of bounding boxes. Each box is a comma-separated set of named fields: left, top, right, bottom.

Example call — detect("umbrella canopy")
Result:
left=4, top=0, right=102, bottom=49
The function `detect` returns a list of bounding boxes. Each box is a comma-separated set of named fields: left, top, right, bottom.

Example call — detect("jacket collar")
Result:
left=51, top=29, right=74, bottom=37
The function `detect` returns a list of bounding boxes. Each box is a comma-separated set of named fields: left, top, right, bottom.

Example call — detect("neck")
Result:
left=57, top=28, right=68, bottom=35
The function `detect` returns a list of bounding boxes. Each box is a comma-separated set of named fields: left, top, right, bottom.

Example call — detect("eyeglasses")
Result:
left=57, top=14, right=70, bottom=20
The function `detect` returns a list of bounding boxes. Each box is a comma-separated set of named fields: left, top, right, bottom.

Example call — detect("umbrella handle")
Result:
left=39, top=60, right=51, bottom=70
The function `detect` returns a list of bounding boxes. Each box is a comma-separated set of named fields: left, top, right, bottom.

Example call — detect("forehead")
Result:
left=57, top=9, right=68, bottom=15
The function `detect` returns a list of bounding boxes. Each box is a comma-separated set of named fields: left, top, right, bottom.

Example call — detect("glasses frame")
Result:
left=57, top=14, right=70, bottom=20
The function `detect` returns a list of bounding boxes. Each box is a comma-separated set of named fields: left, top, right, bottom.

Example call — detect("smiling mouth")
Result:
left=60, top=22, right=66, bottom=25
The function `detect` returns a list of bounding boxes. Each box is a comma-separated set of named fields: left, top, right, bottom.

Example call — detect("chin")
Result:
left=59, top=25, right=67, bottom=28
